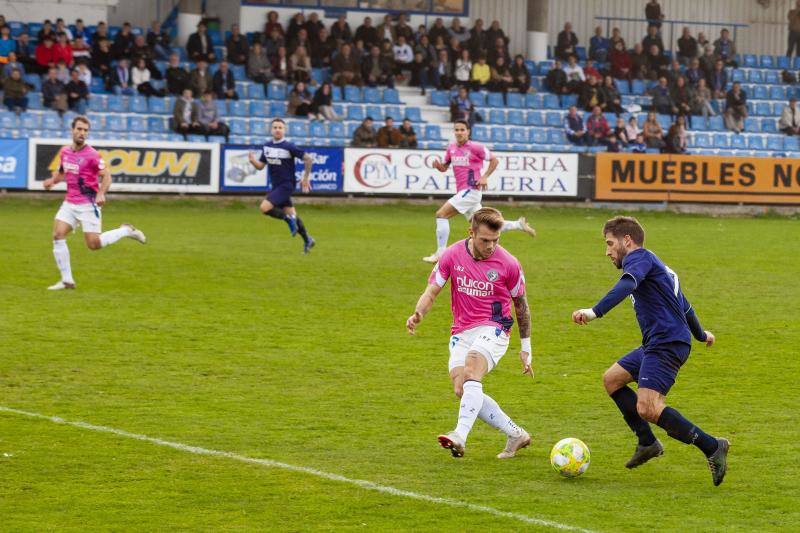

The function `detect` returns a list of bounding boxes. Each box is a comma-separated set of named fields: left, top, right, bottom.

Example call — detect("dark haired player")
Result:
left=248, top=118, right=315, bottom=254
left=423, top=119, right=536, bottom=264
left=572, top=216, right=729, bottom=485
left=43, top=116, right=146, bottom=290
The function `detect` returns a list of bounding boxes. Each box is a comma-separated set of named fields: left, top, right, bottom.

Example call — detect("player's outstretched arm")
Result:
left=301, top=153, right=313, bottom=193
left=406, top=283, right=442, bottom=335
left=478, top=156, right=499, bottom=190
left=513, top=293, right=534, bottom=378
left=43, top=170, right=65, bottom=190
left=96, top=167, right=112, bottom=206
left=685, top=304, right=715, bottom=347
left=573, top=275, right=637, bottom=325
left=248, top=151, right=266, bottom=170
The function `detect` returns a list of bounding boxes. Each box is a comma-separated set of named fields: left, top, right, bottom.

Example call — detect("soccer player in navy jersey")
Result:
left=572, top=216, right=729, bottom=486
left=248, top=118, right=316, bottom=253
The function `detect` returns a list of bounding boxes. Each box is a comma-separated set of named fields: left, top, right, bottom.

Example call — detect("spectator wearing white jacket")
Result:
left=131, top=57, right=164, bottom=96
left=779, top=98, right=800, bottom=135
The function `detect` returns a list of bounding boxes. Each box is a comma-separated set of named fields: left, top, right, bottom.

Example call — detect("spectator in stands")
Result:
left=677, top=27, right=698, bottom=66
left=147, top=21, right=172, bottom=60
left=698, top=44, right=716, bottom=78
left=415, top=24, right=428, bottom=44
left=172, top=88, right=200, bottom=139
left=625, top=115, right=641, bottom=141
left=363, top=44, right=394, bottom=89
left=697, top=32, right=710, bottom=49
left=109, top=58, right=135, bottom=95
left=649, top=76, right=676, bottom=115
left=788, top=1, right=800, bottom=58
left=0, top=25, right=14, bottom=62
left=15, top=34, right=36, bottom=72
left=332, top=43, right=361, bottom=87
left=415, top=34, right=436, bottom=64
left=708, top=59, right=727, bottom=99
left=433, top=35, right=447, bottom=56
left=428, top=18, right=449, bottom=48
left=76, top=61, right=91, bottom=87
left=290, top=45, right=312, bottom=84
left=450, top=86, right=477, bottom=125
left=312, top=28, right=336, bottom=69
left=187, top=22, right=216, bottom=63
left=563, top=54, right=585, bottom=93
left=446, top=36, right=461, bottom=65
left=304, top=12, right=325, bottom=45
left=272, top=46, right=291, bottom=82
left=165, top=53, right=189, bottom=95
left=779, top=97, right=800, bottom=134
left=71, top=36, right=91, bottom=63
left=487, top=36, right=510, bottom=70
left=42, top=67, right=68, bottom=114
left=247, top=42, right=273, bottom=86
left=286, top=13, right=306, bottom=45
left=410, top=51, right=431, bottom=94
left=647, top=44, right=669, bottom=80
left=510, top=55, right=531, bottom=94
left=264, top=10, right=284, bottom=38
left=398, top=118, right=417, bottom=148
left=546, top=59, right=568, bottom=95
left=664, top=115, right=688, bottom=154
left=195, top=90, right=228, bottom=141
left=377, top=117, right=401, bottom=147
left=355, top=17, right=378, bottom=49
left=353, top=38, right=367, bottom=63
left=54, top=18, right=73, bottom=41
left=486, top=20, right=508, bottom=49
left=288, top=28, right=311, bottom=57
left=53, top=33, right=74, bottom=68
left=470, top=54, right=491, bottom=91
left=352, top=116, right=377, bottom=147
left=589, top=26, right=610, bottom=63
left=309, top=82, right=340, bottom=121
left=91, top=23, right=109, bottom=53
left=610, top=27, right=626, bottom=50
left=433, top=48, right=454, bottom=90
left=74, top=19, right=88, bottom=41
left=600, top=75, right=624, bottom=114
left=393, top=35, right=414, bottom=75
left=213, top=60, right=238, bottom=100
left=65, top=68, right=89, bottom=114
left=3, top=52, right=25, bottom=77
left=610, top=40, right=632, bottom=81
left=586, top=105, right=612, bottom=146
left=671, top=75, right=693, bottom=127
left=645, top=0, right=665, bottom=28
left=665, top=59, right=683, bottom=87
left=579, top=75, right=602, bottom=111
left=55, top=60, right=70, bottom=84
left=376, top=14, right=396, bottom=45
left=643, top=111, right=665, bottom=148
left=265, top=26, right=285, bottom=60
left=113, top=22, right=135, bottom=60
left=132, top=57, right=164, bottom=96
left=606, top=132, right=623, bottom=152
left=395, top=13, right=413, bottom=42
left=713, top=29, right=737, bottom=67
left=2, top=68, right=29, bottom=112
left=37, top=20, right=55, bottom=42
left=564, top=105, right=587, bottom=145
left=226, top=24, right=249, bottom=66
left=685, top=57, right=704, bottom=87
left=91, top=38, right=112, bottom=81
left=555, top=22, right=578, bottom=62
left=468, top=19, right=488, bottom=57
left=489, top=56, right=512, bottom=103
left=631, top=43, right=649, bottom=79
left=614, top=119, right=631, bottom=145
left=642, top=25, right=664, bottom=56
left=583, top=58, right=602, bottom=84
left=35, top=35, right=57, bottom=74
left=453, top=48, right=472, bottom=86
left=331, top=14, right=352, bottom=46
left=631, top=133, right=647, bottom=152
left=692, top=78, right=715, bottom=126
left=189, top=59, right=212, bottom=97
left=724, top=82, right=747, bottom=133
left=287, top=81, right=313, bottom=117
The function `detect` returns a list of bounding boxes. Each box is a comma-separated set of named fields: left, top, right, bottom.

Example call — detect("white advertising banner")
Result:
left=343, top=148, right=578, bottom=197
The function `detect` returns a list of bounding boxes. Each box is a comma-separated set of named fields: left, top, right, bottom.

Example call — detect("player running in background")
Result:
left=408, top=207, right=533, bottom=459
left=43, top=116, right=146, bottom=290
left=248, top=118, right=315, bottom=254
left=572, top=216, right=729, bottom=486
left=422, top=120, right=536, bottom=264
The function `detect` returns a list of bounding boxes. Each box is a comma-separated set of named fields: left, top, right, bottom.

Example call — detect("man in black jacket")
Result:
left=165, top=52, right=189, bottom=95
left=226, top=24, right=249, bottom=65
left=354, top=17, right=378, bottom=49
left=555, top=22, right=578, bottom=61
left=187, top=22, right=216, bottom=63
left=212, top=60, right=238, bottom=100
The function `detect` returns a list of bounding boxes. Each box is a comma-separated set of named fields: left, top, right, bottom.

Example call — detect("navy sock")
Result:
left=264, top=207, right=288, bottom=221
left=610, top=386, right=656, bottom=446
left=656, top=406, right=718, bottom=457
left=296, top=216, right=310, bottom=243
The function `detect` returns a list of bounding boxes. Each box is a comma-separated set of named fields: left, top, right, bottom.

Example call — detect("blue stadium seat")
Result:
left=506, top=93, right=523, bottom=108
left=527, top=111, right=544, bottom=126
left=713, top=134, right=730, bottom=148
left=106, top=115, right=126, bottom=131
left=543, top=94, right=560, bottom=109
left=365, top=105, right=382, bottom=119
left=430, top=90, right=449, bottom=106
left=43, top=113, right=63, bottom=130
left=148, top=116, right=167, bottom=132
left=230, top=119, right=249, bottom=135
left=472, top=126, right=490, bottom=142
left=90, top=77, right=106, bottom=93
left=784, top=136, right=800, bottom=151
left=575, top=46, right=587, bottom=60
left=86, top=113, right=105, bottom=128
left=346, top=105, right=364, bottom=121
left=694, top=133, right=712, bottom=148
left=547, top=129, right=566, bottom=145
left=509, top=128, right=527, bottom=143
left=166, top=133, right=185, bottom=142
left=8, top=21, right=24, bottom=37
left=563, top=94, right=579, bottom=108
left=730, top=134, right=747, bottom=149
left=405, top=107, right=422, bottom=122
left=129, top=116, right=147, bottom=132
left=108, top=95, right=127, bottom=112
left=778, top=56, right=791, bottom=70
left=363, top=87, right=381, bottom=103
left=248, top=83, right=266, bottom=99
left=545, top=111, right=562, bottom=127
left=616, top=80, right=631, bottom=95
left=147, top=96, right=168, bottom=114
left=657, top=114, right=671, bottom=130
left=760, top=55, right=775, bottom=69
left=250, top=120, right=269, bottom=137
left=215, top=99, right=228, bottom=116
left=730, top=69, right=745, bottom=83
left=755, top=102, right=772, bottom=115
left=747, top=136, right=764, bottom=149
left=709, top=115, right=725, bottom=131
left=489, top=109, right=506, bottom=124
left=631, top=79, right=646, bottom=95
left=764, top=70, right=779, bottom=84
left=130, top=95, right=148, bottom=113
left=767, top=136, right=784, bottom=151
left=309, top=121, right=327, bottom=138
left=744, top=117, right=759, bottom=132
left=385, top=106, right=403, bottom=121
left=344, top=85, right=362, bottom=103
left=425, top=125, right=443, bottom=140
left=187, top=133, right=207, bottom=143
left=333, top=104, right=345, bottom=116
left=491, top=128, right=507, bottom=142
left=529, top=128, right=548, bottom=144
left=383, top=88, right=400, bottom=103
left=525, top=92, right=539, bottom=108
left=754, top=86, right=769, bottom=100
left=20, top=113, right=41, bottom=129
left=230, top=100, right=248, bottom=117
left=487, top=92, right=505, bottom=108
left=770, top=86, right=786, bottom=100
left=469, top=91, right=487, bottom=106
left=288, top=122, right=308, bottom=137
left=329, top=122, right=346, bottom=138
left=23, top=74, right=41, bottom=91
left=89, top=95, right=108, bottom=111
left=748, top=70, right=764, bottom=84
left=267, top=83, right=286, bottom=100
left=743, top=54, right=758, bottom=68
left=762, top=119, right=777, bottom=133
left=250, top=100, right=270, bottom=116
left=331, top=85, right=343, bottom=102
left=507, top=110, right=524, bottom=125
left=494, top=143, right=514, bottom=151
left=231, top=64, right=245, bottom=80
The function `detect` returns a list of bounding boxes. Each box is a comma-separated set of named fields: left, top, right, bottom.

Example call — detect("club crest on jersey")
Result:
left=486, top=269, right=499, bottom=282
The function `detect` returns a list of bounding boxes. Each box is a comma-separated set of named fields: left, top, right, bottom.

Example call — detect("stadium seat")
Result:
left=250, top=100, right=269, bottom=116
left=346, top=105, right=365, bottom=121
left=507, top=110, right=524, bottom=125
left=730, top=134, right=747, bottom=149
left=631, top=79, right=646, bottom=95
left=383, top=88, right=400, bottom=103
left=562, top=94, right=579, bottom=108
left=743, top=54, right=758, bottom=68
left=472, top=125, right=490, bottom=142
left=713, top=134, right=730, bottom=148
left=525, top=92, right=539, bottom=108
left=491, top=128, right=507, bottom=142
left=8, top=21, right=24, bottom=37
left=506, top=93, right=523, bottom=108
left=165, top=133, right=184, bottom=142
left=754, top=86, right=769, bottom=100
left=385, top=106, right=403, bottom=121
left=784, top=136, right=800, bottom=151
left=487, top=92, right=505, bottom=108
left=755, top=102, right=772, bottom=116
left=509, top=128, right=527, bottom=143
left=365, top=105, right=382, bottom=119
left=747, top=136, right=765, bottom=149
left=545, top=111, right=562, bottom=127
left=108, top=95, right=127, bottom=112
left=130, top=95, right=148, bottom=113
left=215, top=99, right=228, bottom=116
left=709, top=115, right=725, bottom=131
left=425, top=125, right=443, bottom=140
left=23, top=74, right=41, bottom=91
left=527, top=111, right=544, bottom=126
left=770, top=86, right=786, bottom=100
left=730, top=69, right=745, bottom=83
left=20, top=113, right=41, bottom=129
left=231, top=100, right=249, bottom=117
left=744, top=117, right=759, bottom=132
left=126, top=115, right=146, bottom=132
left=187, top=134, right=206, bottom=143
left=657, top=114, right=671, bottom=130
left=86, top=113, right=105, bottom=128
left=767, top=136, right=784, bottom=151
left=575, top=46, right=587, bottom=60
left=765, top=70, right=779, bottom=84
left=364, top=87, right=381, bottom=103
left=345, top=122, right=359, bottom=137
left=148, top=116, right=167, bottom=132
left=288, top=122, right=308, bottom=137
left=405, top=107, right=422, bottom=122
left=248, top=84, right=266, bottom=99
left=529, top=129, right=548, bottom=144
left=309, top=121, right=327, bottom=138
left=344, top=85, right=362, bottom=103
left=616, top=80, right=631, bottom=95
left=543, top=94, right=560, bottom=109
left=269, top=102, right=287, bottom=116
left=469, top=91, right=487, bottom=106
left=229, top=119, right=249, bottom=135
left=748, top=70, right=764, bottom=84
left=147, top=97, right=168, bottom=114
left=547, top=129, right=566, bottom=145
left=430, top=90, right=449, bottom=107
left=489, top=109, right=506, bottom=124
left=329, top=122, right=346, bottom=138
left=250, top=120, right=269, bottom=136
left=494, top=143, right=513, bottom=152
left=267, top=83, right=286, bottom=100
left=778, top=56, right=791, bottom=70
left=106, top=115, right=126, bottom=131
left=760, top=55, right=775, bottom=69
left=693, top=133, right=712, bottom=148
left=88, top=95, right=108, bottom=112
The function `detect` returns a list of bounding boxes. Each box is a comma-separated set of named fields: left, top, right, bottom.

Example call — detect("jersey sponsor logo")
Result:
left=486, top=269, right=499, bottom=282
left=266, top=158, right=283, bottom=165
left=451, top=154, right=470, bottom=167
left=455, top=275, right=495, bottom=297
left=62, top=161, right=81, bottom=173
left=263, top=147, right=292, bottom=159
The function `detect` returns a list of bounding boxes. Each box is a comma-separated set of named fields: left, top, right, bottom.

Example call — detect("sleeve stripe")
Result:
left=434, top=271, right=447, bottom=287
left=510, top=273, right=525, bottom=297
left=621, top=271, right=638, bottom=289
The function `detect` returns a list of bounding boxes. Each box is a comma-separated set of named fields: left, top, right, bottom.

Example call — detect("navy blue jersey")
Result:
left=258, top=139, right=305, bottom=188
left=621, top=248, right=693, bottom=347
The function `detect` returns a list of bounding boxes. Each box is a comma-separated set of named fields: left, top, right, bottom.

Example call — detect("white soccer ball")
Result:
left=550, top=438, right=591, bottom=477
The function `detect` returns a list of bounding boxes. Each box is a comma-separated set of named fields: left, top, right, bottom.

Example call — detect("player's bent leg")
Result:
left=500, top=216, right=537, bottom=238
left=50, top=219, right=76, bottom=290
left=424, top=202, right=459, bottom=263
left=84, top=232, right=103, bottom=250
left=438, top=353, right=488, bottom=458
left=603, top=362, right=635, bottom=394
left=449, top=366, right=465, bottom=398
left=285, top=207, right=315, bottom=253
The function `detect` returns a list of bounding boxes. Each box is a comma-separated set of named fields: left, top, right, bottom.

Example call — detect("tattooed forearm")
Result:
left=513, top=294, right=531, bottom=339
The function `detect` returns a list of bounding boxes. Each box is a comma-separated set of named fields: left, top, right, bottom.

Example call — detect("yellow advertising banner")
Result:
left=595, top=153, right=800, bottom=204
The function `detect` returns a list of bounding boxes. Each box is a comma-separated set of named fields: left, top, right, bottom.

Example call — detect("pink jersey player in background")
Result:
left=43, top=116, right=146, bottom=290
left=407, top=207, right=534, bottom=459
left=422, top=120, right=536, bottom=264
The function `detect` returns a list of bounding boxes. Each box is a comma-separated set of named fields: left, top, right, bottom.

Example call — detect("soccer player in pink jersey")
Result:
left=407, top=207, right=533, bottom=459
left=422, top=120, right=536, bottom=264
left=43, top=116, right=146, bottom=290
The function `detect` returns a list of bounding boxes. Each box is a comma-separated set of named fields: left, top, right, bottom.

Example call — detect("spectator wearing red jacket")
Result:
left=53, top=32, right=74, bottom=67
left=35, top=35, right=58, bottom=74
left=610, top=40, right=632, bottom=80
left=585, top=105, right=611, bottom=146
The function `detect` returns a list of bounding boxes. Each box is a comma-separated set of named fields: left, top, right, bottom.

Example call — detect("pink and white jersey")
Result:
left=443, top=140, right=491, bottom=192
left=429, top=239, right=526, bottom=335
left=59, top=144, right=105, bottom=205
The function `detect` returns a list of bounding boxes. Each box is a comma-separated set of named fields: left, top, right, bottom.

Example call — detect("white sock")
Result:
left=455, top=380, right=484, bottom=441
left=100, top=226, right=132, bottom=248
left=479, top=393, right=523, bottom=437
left=502, top=220, right=522, bottom=232
left=435, top=217, right=450, bottom=253
left=53, top=239, right=74, bottom=284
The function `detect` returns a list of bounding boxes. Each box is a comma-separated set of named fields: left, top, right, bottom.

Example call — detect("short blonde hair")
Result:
left=471, top=207, right=504, bottom=232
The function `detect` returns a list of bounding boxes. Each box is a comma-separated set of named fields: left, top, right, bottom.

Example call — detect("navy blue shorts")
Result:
left=267, top=183, right=294, bottom=208
left=617, top=342, right=691, bottom=395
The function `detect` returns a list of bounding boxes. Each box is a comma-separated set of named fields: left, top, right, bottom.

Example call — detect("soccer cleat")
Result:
left=303, top=237, right=316, bottom=254
left=286, top=217, right=298, bottom=237
left=437, top=431, right=466, bottom=458
left=518, top=216, right=536, bottom=238
left=121, top=224, right=147, bottom=244
left=625, top=439, right=664, bottom=469
left=47, top=281, right=76, bottom=290
left=497, top=429, right=531, bottom=459
left=707, top=438, right=730, bottom=486
left=422, top=252, right=440, bottom=264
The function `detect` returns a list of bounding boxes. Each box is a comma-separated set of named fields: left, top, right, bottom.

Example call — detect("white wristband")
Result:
left=521, top=338, right=532, bottom=354
left=579, top=308, right=597, bottom=322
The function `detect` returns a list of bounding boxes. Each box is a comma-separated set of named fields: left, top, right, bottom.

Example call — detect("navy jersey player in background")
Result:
left=572, top=216, right=729, bottom=486
left=248, top=118, right=316, bottom=253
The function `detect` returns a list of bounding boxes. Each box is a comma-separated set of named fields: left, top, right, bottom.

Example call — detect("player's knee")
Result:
left=636, top=399, right=659, bottom=423
left=602, top=368, right=623, bottom=394
left=86, top=238, right=102, bottom=250
left=454, top=385, right=463, bottom=398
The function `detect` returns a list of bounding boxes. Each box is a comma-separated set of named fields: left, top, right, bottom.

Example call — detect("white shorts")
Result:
left=55, top=201, right=102, bottom=234
left=447, top=189, right=483, bottom=220
left=448, top=325, right=510, bottom=372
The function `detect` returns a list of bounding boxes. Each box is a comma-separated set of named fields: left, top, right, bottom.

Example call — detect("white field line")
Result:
left=0, top=406, right=596, bottom=532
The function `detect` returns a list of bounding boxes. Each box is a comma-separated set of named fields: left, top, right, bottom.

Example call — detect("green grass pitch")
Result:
left=1, top=197, right=798, bottom=531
